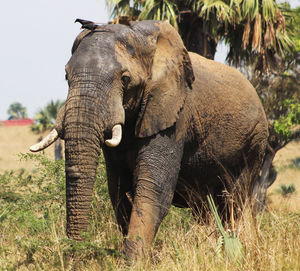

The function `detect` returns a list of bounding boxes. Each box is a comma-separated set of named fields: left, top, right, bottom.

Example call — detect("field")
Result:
left=0, top=126, right=299, bottom=270
left=0, top=126, right=56, bottom=171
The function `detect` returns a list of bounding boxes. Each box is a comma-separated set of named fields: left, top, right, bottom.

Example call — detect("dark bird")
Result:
left=75, top=19, right=98, bottom=30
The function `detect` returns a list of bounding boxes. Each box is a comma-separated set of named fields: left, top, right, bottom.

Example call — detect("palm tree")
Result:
left=31, top=100, right=64, bottom=160
left=7, top=102, right=27, bottom=120
left=249, top=6, right=300, bottom=210
left=106, top=0, right=293, bottom=71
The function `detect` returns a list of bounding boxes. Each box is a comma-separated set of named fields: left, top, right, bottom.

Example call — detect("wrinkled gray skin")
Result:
left=36, top=20, right=268, bottom=258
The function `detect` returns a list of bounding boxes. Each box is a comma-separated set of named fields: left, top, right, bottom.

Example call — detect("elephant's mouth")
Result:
left=30, top=123, right=123, bottom=152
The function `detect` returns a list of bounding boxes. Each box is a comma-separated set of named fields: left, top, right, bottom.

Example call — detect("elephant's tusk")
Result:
left=30, top=129, right=59, bottom=152
left=105, top=124, right=122, bottom=147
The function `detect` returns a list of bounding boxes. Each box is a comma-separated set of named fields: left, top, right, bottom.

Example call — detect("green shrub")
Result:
left=276, top=184, right=296, bottom=197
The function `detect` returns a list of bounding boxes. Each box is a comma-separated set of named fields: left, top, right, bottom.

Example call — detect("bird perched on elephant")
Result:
left=30, top=19, right=268, bottom=258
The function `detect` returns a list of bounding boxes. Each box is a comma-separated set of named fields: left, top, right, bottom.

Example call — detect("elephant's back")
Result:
left=179, top=52, right=268, bottom=166
left=188, top=52, right=258, bottom=100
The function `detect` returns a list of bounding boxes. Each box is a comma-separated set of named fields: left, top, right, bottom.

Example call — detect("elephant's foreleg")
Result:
left=123, top=128, right=184, bottom=258
left=123, top=178, right=169, bottom=257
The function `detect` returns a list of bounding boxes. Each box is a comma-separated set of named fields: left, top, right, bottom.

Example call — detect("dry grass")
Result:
left=268, top=140, right=300, bottom=212
left=0, top=126, right=299, bottom=270
left=0, top=126, right=55, bottom=171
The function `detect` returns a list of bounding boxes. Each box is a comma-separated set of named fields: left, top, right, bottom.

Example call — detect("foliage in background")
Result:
left=31, top=100, right=64, bottom=133
left=250, top=6, right=300, bottom=148
left=270, top=7, right=300, bottom=140
left=242, top=6, right=299, bottom=210
left=7, top=102, right=28, bottom=120
left=31, top=100, right=64, bottom=160
left=106, top=0, right=293, bottom=70
left=274, top=100, right=300, bottom=138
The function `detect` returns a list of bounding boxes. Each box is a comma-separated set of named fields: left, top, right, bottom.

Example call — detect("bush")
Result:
left=276, top=184, right=296, bottom=197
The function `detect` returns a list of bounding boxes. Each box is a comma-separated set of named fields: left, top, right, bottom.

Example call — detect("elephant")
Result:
left=30, top=20, right=269, bottom=258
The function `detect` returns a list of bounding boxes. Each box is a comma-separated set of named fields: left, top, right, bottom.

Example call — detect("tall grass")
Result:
left=0, top=153, right=300, bottom=270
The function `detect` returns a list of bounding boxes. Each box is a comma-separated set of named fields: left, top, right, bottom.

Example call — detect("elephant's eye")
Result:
left=121, top=75, right=130, bottom=87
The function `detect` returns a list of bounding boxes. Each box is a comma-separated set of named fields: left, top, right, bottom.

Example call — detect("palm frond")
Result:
left=242, top=0, right=259, bottom=19
left=106, top=0, right=138, bottom=18
left=242, top=16, right=251, bottom=49
left=166, top=1, right=178, bottom=26
left=138, top=0, right=178, bottom=28
left=229, top=0, right=242, bottom=22
left=252, top=13, right=262, bottom=52
left=31, top=100, right=64, bottom=134
left=264, top=23, right=273, bottom=48
left=275, top=29, right=294, bottom=55
left=105, top=0, right=295, bottom=71
left=200, top=0, right=231, bottom=21
left=262, top=0, right=276, bottom=22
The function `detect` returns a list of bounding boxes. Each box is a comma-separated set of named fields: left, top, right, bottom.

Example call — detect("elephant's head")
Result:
left=30, top=20, right=194, bottom=240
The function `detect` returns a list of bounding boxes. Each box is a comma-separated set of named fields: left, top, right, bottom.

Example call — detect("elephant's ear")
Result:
left=132, top=21, right=195, bottom=138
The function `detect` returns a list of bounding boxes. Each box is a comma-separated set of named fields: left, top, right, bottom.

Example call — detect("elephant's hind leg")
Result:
left=108, top=177, right=132, bottom=236
left=229, top=137, right=267, bottom=218
left=104, top=151, right=133, bottom=236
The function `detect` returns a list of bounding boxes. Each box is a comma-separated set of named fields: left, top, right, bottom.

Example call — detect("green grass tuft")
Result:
left=276, top=184, right=296, bottom=197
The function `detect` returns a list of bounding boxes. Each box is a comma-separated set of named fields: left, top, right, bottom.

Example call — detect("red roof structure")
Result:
left=1, top=118, right=34, bottom=126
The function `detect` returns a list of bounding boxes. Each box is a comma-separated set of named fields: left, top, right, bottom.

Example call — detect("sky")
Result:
left=0, top=0, right=299, bottom=120
left=0, top=0, right=109, bottom=120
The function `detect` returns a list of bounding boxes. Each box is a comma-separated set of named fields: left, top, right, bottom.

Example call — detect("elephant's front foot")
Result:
left=122, top=237, right=147, bottom=260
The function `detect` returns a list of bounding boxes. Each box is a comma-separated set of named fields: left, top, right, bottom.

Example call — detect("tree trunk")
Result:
left=178, top=13, right=217, bottom=60
left=253, top=127, right=300, bottom=211
left=252, top=146, right=276, bottom=212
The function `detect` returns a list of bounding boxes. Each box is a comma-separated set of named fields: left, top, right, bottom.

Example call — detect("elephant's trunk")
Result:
left=63, top=78, right=124, bottom=239
left=64, top=135, right=100, bottom=240
left=30, top=76, right=125, bottom=239
left=63, top=93, right=103, bottom=240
